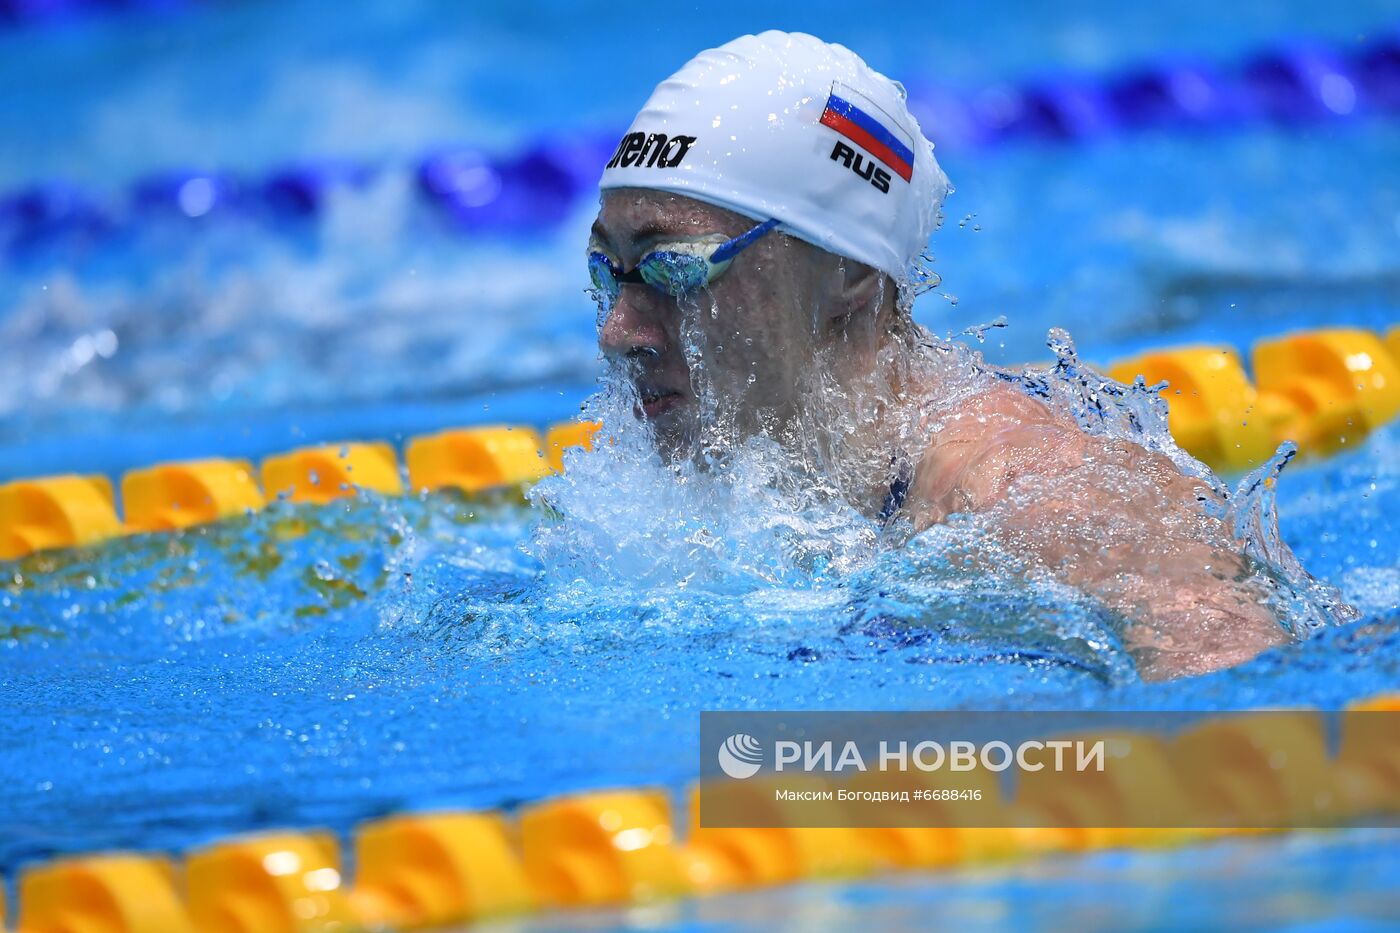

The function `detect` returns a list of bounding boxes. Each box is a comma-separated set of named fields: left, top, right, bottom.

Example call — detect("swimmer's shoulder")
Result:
left=923, top=381, right=1065, bottom=457
left=907, top=383, right=1082, bottom=523
left=906, top=380, right=1208, bottom=527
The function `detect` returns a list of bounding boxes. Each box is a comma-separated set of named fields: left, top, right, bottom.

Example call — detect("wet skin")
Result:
left=590, top=188, right=1288, bottom=680
left=591, top=188, right=890, bottom=464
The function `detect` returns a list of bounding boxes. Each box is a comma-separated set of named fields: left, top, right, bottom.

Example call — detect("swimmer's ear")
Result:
left=835, top=258, right=889, bottom=321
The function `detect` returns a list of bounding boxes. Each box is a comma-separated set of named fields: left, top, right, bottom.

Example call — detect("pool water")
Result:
left=0, top=414, right=1395, bottom=875
left=3, top=2, right=1400, bottom=465
left=1, top=2, right=1399, bottom=930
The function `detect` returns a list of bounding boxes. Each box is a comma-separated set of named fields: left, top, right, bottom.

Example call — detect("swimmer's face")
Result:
left=590, top=188, right=888, bottom=459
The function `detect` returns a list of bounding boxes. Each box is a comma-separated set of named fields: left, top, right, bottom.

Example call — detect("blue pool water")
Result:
left=2, top=2, right=1400, bottom=930
left=1, top=415, right=1396, bottom=872
left=3, top=1, right=1400, bottom=462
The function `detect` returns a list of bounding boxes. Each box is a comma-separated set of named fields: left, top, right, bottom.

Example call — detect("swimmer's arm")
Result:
left=908, top=386, right=1288, bottom=681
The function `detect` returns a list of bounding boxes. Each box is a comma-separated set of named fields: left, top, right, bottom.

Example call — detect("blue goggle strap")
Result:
left=709, top=217, right=781, bottom=264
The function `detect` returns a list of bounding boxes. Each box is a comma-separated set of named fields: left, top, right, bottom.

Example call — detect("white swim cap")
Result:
left=599, top=31, right=950, bottom=281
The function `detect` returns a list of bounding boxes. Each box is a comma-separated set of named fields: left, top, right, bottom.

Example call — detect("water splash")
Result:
left=959, top=314, right=1008, bottom=344
left=1007, top=326, right=1224, bottom=492
left=1227, top=442, right=1360, bottom=635
left=527, top=375, right=882, bottom=593
left=1000, top=329, right=1356, bottom=639
left=531, top=315, right=1356, bottom=680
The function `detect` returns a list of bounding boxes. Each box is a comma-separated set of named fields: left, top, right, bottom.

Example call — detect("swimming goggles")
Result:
left=588, top=217, right=780, bottom=303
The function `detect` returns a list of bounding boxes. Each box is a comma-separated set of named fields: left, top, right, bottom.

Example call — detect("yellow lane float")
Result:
left=351, top=811, right=532, bottom=929
left=1252, top=327, right=1400, bottom=456
left=544, top=420, right=601, bottom=473
left=185, top=831, right=357, bottom=933
left=121, top=458, right=264, bottom=532
left=406, top=426, right=549, bottom=495
left=260, top=442, right=403, bottom=504
left=1107, top=346, right=1278, bottom=471
left=6, top=693, right=1400, bottom=927
left=843, top=765, right=1007, bottom=868
left=0, top=474, right=121, bottom=560
left=683, top=777, right=874, bottom=893
left=1016, top=730, right=1199, bottom=850
left=1334, top=693, right=1400, bottom=819
left=18, top=853, right=193, bottom=933
left=520, top=788, right=687, bottom=908
left=1171, top=710, right=1336, bottom=829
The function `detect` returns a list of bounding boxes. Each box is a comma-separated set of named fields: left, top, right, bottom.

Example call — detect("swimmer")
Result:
left=587, top=31, right=1288, bottom=681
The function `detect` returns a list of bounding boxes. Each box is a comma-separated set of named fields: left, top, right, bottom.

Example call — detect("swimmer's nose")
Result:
left=598, top=290, right=668, bottom=361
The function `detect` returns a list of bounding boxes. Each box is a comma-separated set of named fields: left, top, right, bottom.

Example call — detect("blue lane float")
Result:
left=1241, top=44, right=1363, bottom=121
left=1103, top=60, right=1238, bottom=130
left=0, top=0, right=202, bottom=26
left=262, top=159, right=379, bottom=218
left=1356, top=33, right=1400, bottom=108
left=0, top=180, right=113, bottom=253
left=417, top=146, right=581, bottom=233
left=2, top=32, right=1398, bottom=261
left=129, top=169, right=243, bottom=220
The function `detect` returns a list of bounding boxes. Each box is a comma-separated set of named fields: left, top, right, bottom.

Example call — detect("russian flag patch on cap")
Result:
left=819, top=81, right=916, bottom=182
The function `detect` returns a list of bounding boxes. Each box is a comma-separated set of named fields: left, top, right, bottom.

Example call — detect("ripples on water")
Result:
left=4, top=127, right=1399, bottom=438
left=0, top=401, right=1396, bottom=867
left=529, top=281, right=1357, bottom=678
left=2, top=157, right=1395, bottom=884
left=1, top=0, right=1398, bottom=875
left=7, top=286, right=1393, bottom=862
